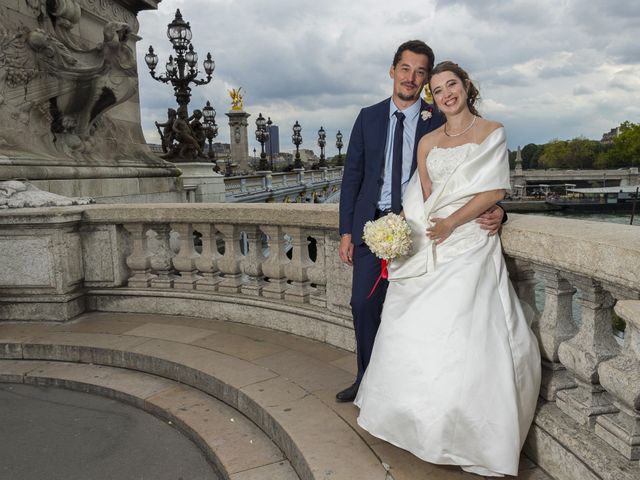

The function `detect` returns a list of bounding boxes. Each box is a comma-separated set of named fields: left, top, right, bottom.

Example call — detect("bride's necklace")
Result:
left=444, top=115, right=476, bottom=137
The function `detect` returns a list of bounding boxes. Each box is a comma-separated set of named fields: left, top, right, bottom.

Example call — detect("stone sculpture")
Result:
left=0, top=180, right=93, bottom=208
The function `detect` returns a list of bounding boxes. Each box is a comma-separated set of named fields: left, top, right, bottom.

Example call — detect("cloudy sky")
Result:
left=136, top=0, right=640, bottom=156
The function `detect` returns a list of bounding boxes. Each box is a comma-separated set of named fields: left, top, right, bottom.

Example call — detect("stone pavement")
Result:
left=0, top=383, right=218, bottom=480
left=0, top=312, right=552, bottom=480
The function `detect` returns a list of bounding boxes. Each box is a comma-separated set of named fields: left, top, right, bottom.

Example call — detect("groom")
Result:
left=337, top=40, right=505, bottom=402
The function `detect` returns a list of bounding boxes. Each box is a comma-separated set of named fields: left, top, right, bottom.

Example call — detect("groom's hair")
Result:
left=392, top=40, right=435, bottom=72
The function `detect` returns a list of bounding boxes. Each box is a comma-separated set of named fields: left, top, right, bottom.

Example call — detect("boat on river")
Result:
left=545, top=185, right=640, bottom=212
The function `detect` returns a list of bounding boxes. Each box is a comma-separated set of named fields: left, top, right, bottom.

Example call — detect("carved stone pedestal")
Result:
left=0, top=208, right=86, bottom=321
left=226, top=111, right=251, bottom=174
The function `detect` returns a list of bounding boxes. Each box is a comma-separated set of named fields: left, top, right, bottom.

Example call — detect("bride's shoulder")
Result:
left=418, top=125, right=445, bottom=150
left=474, top=118, right=504, bottom=142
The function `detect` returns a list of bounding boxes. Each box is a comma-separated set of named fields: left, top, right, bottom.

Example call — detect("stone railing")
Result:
left=223, top=167, right=343, bottom=203
left=0, top=205, right=639, bottom=479
left=500, top=215, right=639, bottom=479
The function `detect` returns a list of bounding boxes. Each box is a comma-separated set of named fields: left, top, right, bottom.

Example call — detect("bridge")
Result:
left=511, top=167, right=640, bottom=189
left=223, top=168, right=343, bottom=203
left=1, top=203, right=639, bottom=480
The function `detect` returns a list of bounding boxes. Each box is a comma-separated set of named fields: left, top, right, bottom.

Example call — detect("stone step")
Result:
left=0, top=324, right=387, bottom=480
left=0, top=359, right=297, bottom=480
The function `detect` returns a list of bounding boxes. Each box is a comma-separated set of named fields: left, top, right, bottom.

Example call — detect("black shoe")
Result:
left=335, top=382, right=359, bottom=402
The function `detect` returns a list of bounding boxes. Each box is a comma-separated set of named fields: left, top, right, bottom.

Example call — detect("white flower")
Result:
left=362, top=213, right=412, bottom=261
left=421, top=110, right=432, bottom=121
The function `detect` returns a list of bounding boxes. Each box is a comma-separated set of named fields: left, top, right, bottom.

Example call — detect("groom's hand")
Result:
left=339, top=234, right=354, bottom=266
left=476, top=205, right=504, bottom=236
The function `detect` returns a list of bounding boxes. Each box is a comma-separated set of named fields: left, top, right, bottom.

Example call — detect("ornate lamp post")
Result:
left=317, top=126, right=327, bottom=168
left=267, top=117, right=274, bottom=171
left=202, top=101, right=218, bottom=166
left=255, top=113, right=270, bottom=171
left=336, top=130, right=344, bottom=166
left=144, top=10, right=214, bottom=161
left=292, top=121, right=303, bottom=170
left=144, top=9, right=214, bottom=108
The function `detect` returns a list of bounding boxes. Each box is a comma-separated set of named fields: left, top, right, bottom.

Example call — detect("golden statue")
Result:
left=228, top=87, right=244, bottom=111
left=423, top=83, right=433, bottom=103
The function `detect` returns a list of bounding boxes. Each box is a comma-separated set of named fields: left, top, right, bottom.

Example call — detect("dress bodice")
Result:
left=426, top=143, right=477, bottom=186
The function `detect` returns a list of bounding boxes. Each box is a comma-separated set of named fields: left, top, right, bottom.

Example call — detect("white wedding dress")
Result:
left=354, top=128, right=541, bottom=477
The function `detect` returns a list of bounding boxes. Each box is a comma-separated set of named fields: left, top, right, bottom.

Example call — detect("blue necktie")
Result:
left=391, top=111, right=405, bottom=214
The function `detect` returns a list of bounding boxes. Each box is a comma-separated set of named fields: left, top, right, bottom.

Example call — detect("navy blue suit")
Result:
left=339, top=98, right=444, bottom=383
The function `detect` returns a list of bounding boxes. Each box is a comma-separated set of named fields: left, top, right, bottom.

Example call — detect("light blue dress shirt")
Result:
left=378, top=98, right=421, bottom=210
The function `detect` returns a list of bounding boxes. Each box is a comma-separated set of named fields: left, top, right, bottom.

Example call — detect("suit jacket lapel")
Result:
left=371, top=99, right=390, bottom=177
left=411, top=99, right=435, bottom=175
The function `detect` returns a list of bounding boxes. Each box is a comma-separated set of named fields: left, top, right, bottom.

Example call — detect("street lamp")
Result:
left=202, top=101, right=218, bottom=166
left=267, top=117, right=274, bottom=171
left=292, top=121, right=303, bottom=170
left=317, top=126, right=327, bottom=168
left=336, top=130, right=344, bottom=166
left=144, top=9, right=215, bottom=161
left=145, top=10, right=214, bottom=108
left=255, top=113, right=270, bottom=171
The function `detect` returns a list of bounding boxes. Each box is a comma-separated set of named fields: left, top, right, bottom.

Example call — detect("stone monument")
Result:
left=511, top=146, right=526, bottom=197
left=225, top=87, right=250, bottom=174
left=0, top=0, right=182, bottom=203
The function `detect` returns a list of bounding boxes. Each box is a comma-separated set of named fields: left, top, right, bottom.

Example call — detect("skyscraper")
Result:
left=265, top=124, right=280, bottom=157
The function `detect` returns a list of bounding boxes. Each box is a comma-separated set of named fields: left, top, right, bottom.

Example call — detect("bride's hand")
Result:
left=426, top=217, right=454, bottom=244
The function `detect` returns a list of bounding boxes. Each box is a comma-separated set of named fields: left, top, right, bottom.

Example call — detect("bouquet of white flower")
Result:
left=362, top=213, right=412, bottom=260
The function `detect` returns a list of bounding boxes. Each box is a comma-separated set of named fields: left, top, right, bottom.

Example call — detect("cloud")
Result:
left=136, top=0, right=640, bottom=154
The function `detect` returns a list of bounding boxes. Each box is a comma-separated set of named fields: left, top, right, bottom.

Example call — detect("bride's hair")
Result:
left=429, top=61, right=481, bottom=117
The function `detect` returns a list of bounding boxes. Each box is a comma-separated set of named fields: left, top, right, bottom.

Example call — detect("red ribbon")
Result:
left=367, top=259, right=388, bottom=299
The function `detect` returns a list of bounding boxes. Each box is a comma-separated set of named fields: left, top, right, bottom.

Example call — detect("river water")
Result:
left=532, top=211, right=637, bottom=226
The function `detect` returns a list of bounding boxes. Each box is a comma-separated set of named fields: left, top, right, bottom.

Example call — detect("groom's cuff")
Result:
left=497, top=202, right=508, bottom=224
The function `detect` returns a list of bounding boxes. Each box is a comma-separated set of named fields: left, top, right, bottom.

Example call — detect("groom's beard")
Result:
left=397, top=85, right=422, bottom=102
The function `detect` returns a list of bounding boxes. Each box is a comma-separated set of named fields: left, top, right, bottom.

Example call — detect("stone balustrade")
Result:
left=1, top=205, right=639, bottom=479
left=224, top=167, right=343, bottom=203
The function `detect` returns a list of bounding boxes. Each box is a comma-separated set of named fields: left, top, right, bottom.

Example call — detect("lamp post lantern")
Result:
left=267, top=117, right=274, bottom=171
left=255, top=113, right=270, bottom=171
left=317, top=126, right=327, bottom=168
left=292, top=121, right=303, bottom=170
left=336, top=130, right=344, bottom=166
left=202, top=101, right=218, bottom=167
left=145, top=9, right=214, bottom=108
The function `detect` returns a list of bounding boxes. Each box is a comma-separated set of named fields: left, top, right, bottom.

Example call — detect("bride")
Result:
left=354, top=61, right=541, bottom=477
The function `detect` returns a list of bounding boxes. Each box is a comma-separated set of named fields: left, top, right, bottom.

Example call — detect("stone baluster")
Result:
left=240, top=178, right=247, bottom=193
left=193, top=223, right=222, bottom=292
left=557, top=276, right=620, bottom=427
left=240, top=225, right=266, bottom=296
left=283, top=227, right=313, bottom=303
left=171, top=223, right=203, bottom=289
left=596, top=300, right=640, bottom=460
left=307, top=230, right=327, bottom=307
left=505, top=258, right=539, bottom=319
left=123, top=223, right=156, bottom=288
left=260, top=225, right=290, bottom=299
left=216, top=224, right=243, bottom=293
left=536, top=266, right=579, bottom=401
left=148, top=223, right=175, bottom=289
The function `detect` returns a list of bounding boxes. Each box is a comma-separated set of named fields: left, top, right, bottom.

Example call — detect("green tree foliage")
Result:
left=595, top=121, right=640, bottom=168
left=539, top=137, right=602, bottom=169
left=521, top=143, right=544, bottom=169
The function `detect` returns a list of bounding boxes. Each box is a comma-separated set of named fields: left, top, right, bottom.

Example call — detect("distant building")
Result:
left=148, top=143, right=164, bottom=154
left=266, top=125, right=280, bottom=157
left=601, top=127, right=620, bottom=144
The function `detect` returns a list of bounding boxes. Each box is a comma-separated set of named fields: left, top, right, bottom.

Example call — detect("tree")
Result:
left=595, top=121, right=640, bottom=168
left=539, top=137, right=601, bottom=169
left=521, top=143, right=544, bottom=169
